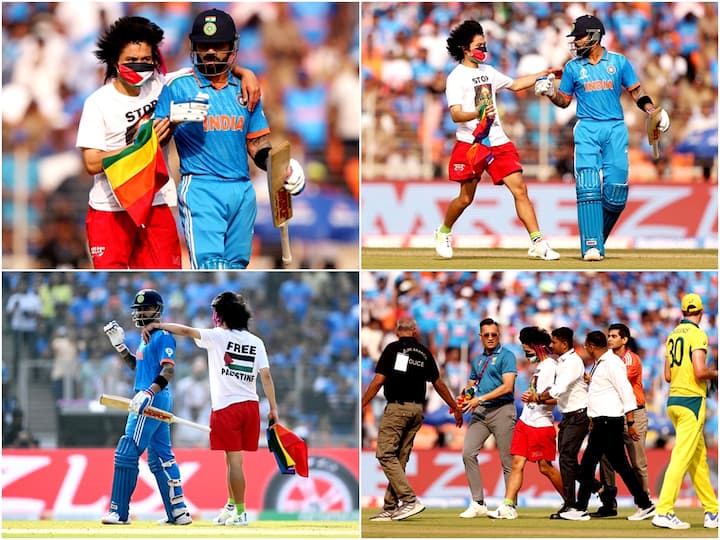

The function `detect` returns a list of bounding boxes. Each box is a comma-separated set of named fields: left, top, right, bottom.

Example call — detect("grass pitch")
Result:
left=361, top=248, right=717, bottom=270
left=362, top=507, right=715, bottom=538
left=2, top=520, right=358, bottom=539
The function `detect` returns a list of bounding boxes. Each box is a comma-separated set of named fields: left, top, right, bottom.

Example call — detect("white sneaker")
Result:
left=627, top=504, right=655, bottom=521
left=583, top=247, right=604, bottom=261
left=528, top=240, right=560, bottom=261
left=704, top=512, right=718, bottom=528
left=391, top=500, right=425, bottom=521
left=459, top=501, right=488, bottom=518
left=213, top=505, right=234, bottom=525
left=225, top=509, right=249, bottom=526
left=651, top=512, right=690, bottom=530
left=434, top=228, right=453, bottom=259
left=369, top=509, right=396, bottom=522
left=488, top=504, right=518, bottom=519
left=101, top=511, right=131, bottom=525
left=158, top=510, right=192, bottom=525
left=559, top=508, right=590, bottom=521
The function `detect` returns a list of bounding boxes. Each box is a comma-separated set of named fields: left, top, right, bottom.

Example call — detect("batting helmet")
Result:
left=131, top=289, right=164, bottom=327
left=567, top=14, right=605, bottom=58
left=189, top=8, right=238, bottom=76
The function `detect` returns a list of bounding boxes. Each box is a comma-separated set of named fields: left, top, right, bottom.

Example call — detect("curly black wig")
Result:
left=94, top=16, right=164, bottom=83
left=446, top=19, right=484, bottom=63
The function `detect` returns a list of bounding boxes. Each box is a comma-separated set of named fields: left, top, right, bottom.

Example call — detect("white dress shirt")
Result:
left=587, top=350, right=637, bottom=418
left=548, top=349, right=588, bottom=413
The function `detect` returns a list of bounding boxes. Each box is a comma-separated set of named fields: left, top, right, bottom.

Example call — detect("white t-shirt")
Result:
left=195, top=327, right=270, bottom=411
left=520, top=357, right=557, bottom=428
left=75, top=73, right=176, bottom=211
left=445, top=63, right=513, bottom=146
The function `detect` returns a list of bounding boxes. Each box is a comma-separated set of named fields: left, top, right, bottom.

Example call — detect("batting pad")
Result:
left=110, top=436, right=140, bottom=520
left=576, top=168, right=604, bottom=256
left=602, top=182, right=628, bottom=241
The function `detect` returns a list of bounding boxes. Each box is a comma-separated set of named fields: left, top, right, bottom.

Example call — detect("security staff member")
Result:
left=459, top=318, right=518, bottom=519
left=558, top=331, right=655, bottom=521
left=362, top=317, right=463, bottom=522
left=538, top=326, right=588, bottom=519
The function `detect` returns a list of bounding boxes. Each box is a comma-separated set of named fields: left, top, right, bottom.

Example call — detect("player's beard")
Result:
left=195, top=51, right=232, bottom=76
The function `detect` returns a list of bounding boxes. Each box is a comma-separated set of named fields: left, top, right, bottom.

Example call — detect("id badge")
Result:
left=394, top=352, right=409, bottom=372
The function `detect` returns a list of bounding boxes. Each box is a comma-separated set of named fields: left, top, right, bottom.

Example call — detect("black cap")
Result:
left=189, top=9, right=237, bottom=43
left=566, top=14, right=605, bottom=38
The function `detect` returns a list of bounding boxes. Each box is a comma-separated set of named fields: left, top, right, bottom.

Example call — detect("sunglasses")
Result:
left=481, top=332, right=499, bottom=338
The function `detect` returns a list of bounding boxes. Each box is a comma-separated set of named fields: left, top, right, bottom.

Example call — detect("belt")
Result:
left=563, top=407, right=587, bottom=416
left=387, top=400, right=422, bottom=405
left=479, top=401, right=513, bottom=409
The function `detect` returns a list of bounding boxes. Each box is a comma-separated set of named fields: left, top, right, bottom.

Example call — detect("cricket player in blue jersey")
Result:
left=535, top=14, right=670, bottom=261
left=154, top=8, right=305, bottom=269
left=101, top=289, right=191, bottom=525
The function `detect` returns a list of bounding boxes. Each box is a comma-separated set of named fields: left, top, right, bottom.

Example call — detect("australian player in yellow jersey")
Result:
left=651, top=293, right=718, bottom=530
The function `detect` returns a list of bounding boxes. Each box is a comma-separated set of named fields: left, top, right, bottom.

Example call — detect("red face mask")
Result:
left=470, top=45, right=488, bottom=64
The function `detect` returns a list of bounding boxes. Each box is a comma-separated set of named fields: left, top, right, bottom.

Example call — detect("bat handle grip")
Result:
left=280, top=224, right=292, bottom=267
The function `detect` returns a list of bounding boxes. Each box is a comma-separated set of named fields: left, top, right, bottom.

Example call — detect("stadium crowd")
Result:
left=2, top=2, right=360, bottom=268
left=2, top=271, right=359, bottom=449
left=361, top=271, right=718, bottom=451
left=362, top=2, right=718, bottom=182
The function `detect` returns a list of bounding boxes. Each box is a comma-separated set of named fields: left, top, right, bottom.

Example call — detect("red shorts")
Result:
left=209, top=400, right=260, bottom=452
left=86, top=205, right=181, bottom=269
left=510, top=419, right=557, bottom=462
left=448, top=141, right=523, bottom=184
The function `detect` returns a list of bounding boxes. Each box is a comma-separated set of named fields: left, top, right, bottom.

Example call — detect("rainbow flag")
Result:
left=266, top=422, right=309, bottom=477
left=102, top=121, right=168, bottom=227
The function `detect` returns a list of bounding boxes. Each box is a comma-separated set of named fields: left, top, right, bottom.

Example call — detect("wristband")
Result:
left=153, top=375, right=169, bottom=390
left=636, top=95, right=653, bottom=112
left=253, top=146, right=270, bottom=171
left=626, top=420, right=635, bottom=426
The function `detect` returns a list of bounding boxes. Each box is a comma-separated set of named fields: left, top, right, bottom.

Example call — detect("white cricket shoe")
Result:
left=583, top=248, right=604, bottom=261
left=627, top=504, right=655, bottom=521
left=434, top=228, right=453, bottom=259
left=704, top=512, right=718, bottom=528
left=559, top=508, right=590, bottom=521
left=225, top=509, right=249, bottom=526
left=101, top=511, right=131, bottom=525
left=651, top=512, right=690, bottom=530
left=459, top=501, right=488, bottom=518
left=157, top=510, right=192, bottom=525
left=488, top=504, right=518, bottom=519
left=528, top=240, right=560, bottom=260
left=213, top=505, right=234, bottom=525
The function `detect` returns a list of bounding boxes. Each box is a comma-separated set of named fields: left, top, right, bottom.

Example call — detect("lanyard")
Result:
left=476, top=353, right=495, bottom=381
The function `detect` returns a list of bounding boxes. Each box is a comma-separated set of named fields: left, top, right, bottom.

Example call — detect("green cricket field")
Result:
left=361, top=248, right=717, bottom=270
left=2, top=520, right=358, bottom=539
left=362, top=507, right=715, bottom=538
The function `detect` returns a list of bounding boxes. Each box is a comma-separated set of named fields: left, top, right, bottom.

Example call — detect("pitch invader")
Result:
left=434, top=20, right=560, bottom=261
left=535, top=14, right=670, bottom=261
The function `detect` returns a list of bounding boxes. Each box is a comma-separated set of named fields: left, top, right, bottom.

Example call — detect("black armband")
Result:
left=253, top=146, right=271, bottom=171
left=153, top=375, right=169, bottom=390
left=636, top=95, right=653, bottom=112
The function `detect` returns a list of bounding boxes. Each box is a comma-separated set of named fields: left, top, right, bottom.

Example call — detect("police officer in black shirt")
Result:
left=362, top=317, right=463, bottom=521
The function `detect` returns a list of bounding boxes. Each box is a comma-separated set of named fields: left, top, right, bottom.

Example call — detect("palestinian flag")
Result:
left=102, top=120, right=168, bottom=227
left=223, top=350, right=255, bottom=372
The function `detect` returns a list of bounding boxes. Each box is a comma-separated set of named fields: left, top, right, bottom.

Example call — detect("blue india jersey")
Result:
left=133, top=329, right=176, bottom=392
left=558, top=48, right=640, bottom=121
left=154, top=69, right=270, bottom=180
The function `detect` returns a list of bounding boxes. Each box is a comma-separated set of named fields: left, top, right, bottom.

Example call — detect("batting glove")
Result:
left=129, top=388, right=155, bottom=415
left=653, top=107, right=670, bottom=132
left=284, top=158, right=306, bottom=195
left=104, top=320, right=128, bottom=353
left=534, top=73, right=555, bottom=97
left=169, top=94, right=209, bottom=123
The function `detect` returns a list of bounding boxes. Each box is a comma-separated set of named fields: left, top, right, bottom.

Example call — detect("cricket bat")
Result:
left=99, top=394, right=210, bottom=432
left=267, top=141, right=293, bottom=268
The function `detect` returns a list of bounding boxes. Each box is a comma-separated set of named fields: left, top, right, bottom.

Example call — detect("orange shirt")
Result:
left=620, top=349, right=645, bottom=407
